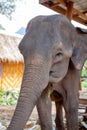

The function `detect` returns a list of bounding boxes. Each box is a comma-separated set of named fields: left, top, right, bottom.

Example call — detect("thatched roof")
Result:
left=0, top=31, right=24, bottom=63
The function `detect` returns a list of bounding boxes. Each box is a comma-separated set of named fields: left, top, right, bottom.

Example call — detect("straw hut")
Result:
left=0, top=31, right=24, bottom=90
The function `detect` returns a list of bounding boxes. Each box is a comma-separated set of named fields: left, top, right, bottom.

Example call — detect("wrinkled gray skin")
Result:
left=36, top=28, right=87, bottom=130
left=6, top=15, right=84, bottom=130
left=37, top=61, right=81, bottom=130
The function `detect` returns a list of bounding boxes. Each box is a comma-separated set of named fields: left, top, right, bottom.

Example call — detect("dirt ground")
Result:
left=0, top=103, right=56, bottom=130
left=0, top=101, right=87, bottom=130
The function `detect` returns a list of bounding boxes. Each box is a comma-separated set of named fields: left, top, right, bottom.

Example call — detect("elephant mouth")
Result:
left=49, top=71, right=63, bottom=83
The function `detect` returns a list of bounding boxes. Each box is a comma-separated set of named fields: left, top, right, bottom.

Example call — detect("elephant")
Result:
left=6, top=14, right=85, bottom=130
left=36, top=27, right=87, bottom=130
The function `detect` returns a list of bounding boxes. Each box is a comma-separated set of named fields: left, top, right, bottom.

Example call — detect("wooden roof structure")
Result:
left=39, top=0, right=87, bottom=26
left=0, top=31, right=23, bottom=63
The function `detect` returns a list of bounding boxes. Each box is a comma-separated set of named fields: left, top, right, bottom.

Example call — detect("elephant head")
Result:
left=7, top=15, right=77, bottom=130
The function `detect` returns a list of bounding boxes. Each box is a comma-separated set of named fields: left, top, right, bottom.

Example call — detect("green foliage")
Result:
left=81, top=61, right=87, bottom=77
left=81, top=60, right=87, bottom=88
left=81, top=80, right=87, bottom=88
left=0, top=89, right=19, bottom=106
left=81, top=67, right=86, bottom=77
left=0, top=0, right=18, bottom=19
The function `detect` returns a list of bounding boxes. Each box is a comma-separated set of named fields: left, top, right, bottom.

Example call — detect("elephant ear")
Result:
left=71, top=47, right=81, bottom=70
left=71, top=27, right=87, bottom=70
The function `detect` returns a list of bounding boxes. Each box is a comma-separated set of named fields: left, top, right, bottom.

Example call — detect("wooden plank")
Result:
left=66, top=1, right=74, bottom=20
left=79, top=99, right=87, bottom=105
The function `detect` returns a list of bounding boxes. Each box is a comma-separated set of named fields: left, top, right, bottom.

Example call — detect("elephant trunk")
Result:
left=7, top=64, right=49, bottom=130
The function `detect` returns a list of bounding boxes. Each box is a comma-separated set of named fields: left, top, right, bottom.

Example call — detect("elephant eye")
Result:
left=53, top=51, right=63, bottom=63
left=56, top=52, right=63, bottom=57
left=53, top=50, right=63, bottom=63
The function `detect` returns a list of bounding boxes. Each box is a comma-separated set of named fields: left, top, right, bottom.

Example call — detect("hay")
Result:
left=0, top=31, right=23, bottom=63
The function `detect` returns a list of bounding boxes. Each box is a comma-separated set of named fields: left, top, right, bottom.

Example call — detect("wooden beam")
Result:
left=66, top=1, right=74, bottom=20
left=56, top=0, right=87, bottom=20
left=82, top=10, right=87, bottom=14
left=43, top=3, right=87, bottom=26
left=41, top=1, right=66, bottom=14
left=53, top=6, right=66, bottom=14
left=50, top=5, right=87, bottom=25
left=40, top=0, right=87, bottom=26
left=73, top=15, right=87, bottom=26
left=73, top=8, right=87, bottom=21
left=50, top=2, right=60, bottom=8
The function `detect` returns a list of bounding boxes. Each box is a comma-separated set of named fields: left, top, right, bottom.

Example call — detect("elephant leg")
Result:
left=37, top=86, right=53, bottom=130
left=50, top=89, right=65, bottom=130
left=55, top=101, right=65, bottom=130
left=63, top=90, right=79, bottom=130
left=61, top=63, right=80, bottom=130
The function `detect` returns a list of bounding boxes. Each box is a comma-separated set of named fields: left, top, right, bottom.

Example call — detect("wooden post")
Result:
left=66, top=1, right=74, bottom=20
left=79, top=82, right=82, bottom=90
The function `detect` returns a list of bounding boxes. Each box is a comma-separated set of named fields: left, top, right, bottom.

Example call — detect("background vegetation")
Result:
left=0, top=89, right=19, bottom=106
left=0, top=0, right=18, bottom=19
left=81, top=60, right=87, bottom=89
